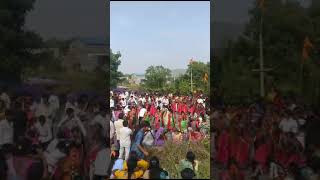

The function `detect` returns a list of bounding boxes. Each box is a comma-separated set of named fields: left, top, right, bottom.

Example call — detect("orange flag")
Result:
left=203, top=72, right=209, bottom=82
left=302, top=36, right=314, bottom=61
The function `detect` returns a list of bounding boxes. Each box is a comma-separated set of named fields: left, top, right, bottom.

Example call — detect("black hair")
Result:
left=123, top=120, right=128, bottom=127
left=39, top=115, right=46, bottom=123
left=186, top=151, right=195, bottom=164
left=66, top=108, right=74, bottom=115
left=127, top=157, right=138, bottom=179
left=180, top=168, right=195, bottom=179
left=149, top=156, right=167, bottom=179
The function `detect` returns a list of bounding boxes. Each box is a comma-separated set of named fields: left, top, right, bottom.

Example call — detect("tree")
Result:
left=143, top=65, right=172, bottom=92
left=186, top=61, right=210, bottom=94
left=110, top=49, right=123, bottom=89
left=217, top=0, right=320, bottom=105
left=0, top=0, right=44, bottom=84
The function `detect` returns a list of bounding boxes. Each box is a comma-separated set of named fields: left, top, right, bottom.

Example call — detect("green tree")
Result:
left=0, top=0, right=44, bottom=83
left=143, top=65, right=172, bottom=92
left=186, top=61, right=210, bottom=94
left=110, top=49, right=123, bottom=89
left=218, top=0, right=320, bottom=105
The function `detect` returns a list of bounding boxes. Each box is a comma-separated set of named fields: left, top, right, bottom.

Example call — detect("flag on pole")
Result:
left=203, top=72, right=209, bottom=83
left=302, top=36, right=314, bottom=61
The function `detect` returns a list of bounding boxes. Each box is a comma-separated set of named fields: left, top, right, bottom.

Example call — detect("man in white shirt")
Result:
left=34, top=115, right=53, bottom=146
left=128, top=96, right=137, bottom=106
left=0, top=87, right=10, bottom=109
left=279, top=114, right=298, bottom=133
left=91, top=109, right=107, bottom=137
left=119, top=121, right=132, bottom=160
left=58, top=108, right=87, bottom=137
left=0, top=111, right=13, bottom=147
left=114, top=113, right=124, bottom=149
left=138, top=105, right=147, bottom=125
left=162, top=96, right=169, bottom=106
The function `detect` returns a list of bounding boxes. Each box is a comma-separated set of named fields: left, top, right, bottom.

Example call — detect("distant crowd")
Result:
left=0, top=86, right=109, bottom=180
left=212, top=88, right=320, bottom=180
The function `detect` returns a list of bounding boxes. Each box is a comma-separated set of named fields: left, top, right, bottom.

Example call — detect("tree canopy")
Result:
left=143, top=65, right=172, bottom=92
left=0, top=0, right=44, bottom=83
left=110, top=49, right=123, bottom=89
left=215, top=0, right=320, bottom=105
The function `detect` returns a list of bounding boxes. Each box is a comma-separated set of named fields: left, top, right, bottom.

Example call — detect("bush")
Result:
left=148, top=139, right=210, bottom=179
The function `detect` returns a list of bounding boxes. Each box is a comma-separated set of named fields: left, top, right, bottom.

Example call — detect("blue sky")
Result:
left=111, top=1, right=210, bottom=74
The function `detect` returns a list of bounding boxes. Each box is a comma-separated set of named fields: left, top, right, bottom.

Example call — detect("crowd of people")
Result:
left=212, top=88, right=320, bottom=180
left=109, top=90, right=210, bottom=179
left=0, top=86, right=109, bottom=180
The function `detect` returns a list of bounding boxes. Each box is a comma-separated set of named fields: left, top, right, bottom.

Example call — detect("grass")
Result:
left=148, top=138, right=210, bottom=179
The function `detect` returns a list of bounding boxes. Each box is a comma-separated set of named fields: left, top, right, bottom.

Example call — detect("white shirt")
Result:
left=114, top=119, right=124, bottom=141
left=0, top=119, right=13, bottom=146
left=279, top=118, right=298, bottom=133
left=119, top=127, right=132, bottom=147
left=94, top=148, right=111, bottom=176
left=139, top=108, right=147, bottom=118
left=35, top=102, right=51, bottom=118
left=162, top=98, right=169, bottom=106
left=0, top=92, right=10, bottom=109
left=46, top=138, right=59, bottom=154
left=49, top=95, right=60, bottom=111
left=44, top=149, right=66, bottom=173
left=124, top=106, right=131, bottom=115
left=110, top=98, right=115, bottom=108
left=35, top=121, right=52, bottom=143
left=92, top=114, right=107, bottom=137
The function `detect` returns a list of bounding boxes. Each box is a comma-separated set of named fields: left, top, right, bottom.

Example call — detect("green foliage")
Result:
left=217, top=0, right=320, bottom=105
left=143, top=65, right=172, bottom=92
left=110, top=49, right=123, bottom=89
left=0, top=0, right=44, bottom=83
left=148, top=140, right=210, bottom=179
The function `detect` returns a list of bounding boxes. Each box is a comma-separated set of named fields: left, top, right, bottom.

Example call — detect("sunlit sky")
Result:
left=111, top=1, right=210, bottom=74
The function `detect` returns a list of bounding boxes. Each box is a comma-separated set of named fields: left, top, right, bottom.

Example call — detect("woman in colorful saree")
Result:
left=154, top=127, right=166, bottom=146
left=112, top=151, right=149, bottom=179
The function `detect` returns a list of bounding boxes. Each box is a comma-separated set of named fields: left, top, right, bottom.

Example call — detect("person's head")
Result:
left=38, top=115, right=46, bottom=126
left=149, top=156, right=160, bottom=169
left=186, top=151, right=196, bottom=164
left=123, top=120, right=128, bottom=127
left=127, top=157, right=138, bottom=179
left=180, top=168, right=195, bottom=179
left=66, top=108, right=74, bottom=118
left=141, top=121, right=150, bottom=132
